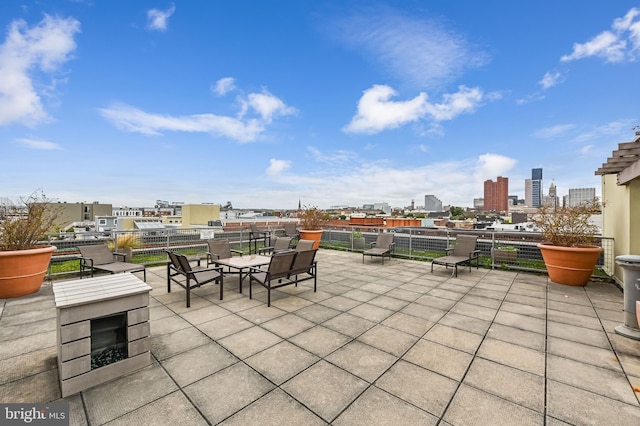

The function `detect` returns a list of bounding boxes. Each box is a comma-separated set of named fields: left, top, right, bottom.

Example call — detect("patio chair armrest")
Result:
left=204, top=265, right=224, bottom=274
left=247, top=265, right=266, bottom=274
left=79, top=256, right=94, bottom=267
left=445, top=248, right=454, bottom=254
left=207, top=252, right=220, bottom=261
left=231, top=249, right=243, bottom=256
left=113, top=252, right=127, bottom=261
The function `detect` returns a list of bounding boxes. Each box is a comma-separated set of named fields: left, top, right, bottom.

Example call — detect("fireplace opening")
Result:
left=90, top=312, right=128, bottom=369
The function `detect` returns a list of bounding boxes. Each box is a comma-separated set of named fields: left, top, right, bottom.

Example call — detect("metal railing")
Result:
left=45, top=227, right=614, bottom=281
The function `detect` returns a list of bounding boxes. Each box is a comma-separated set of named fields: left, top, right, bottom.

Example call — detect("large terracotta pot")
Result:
left=0, top=245, right=56, bottom=298
left=537, top=243, right=603, bottom=286
left=299, top=230, right=323, bottom=249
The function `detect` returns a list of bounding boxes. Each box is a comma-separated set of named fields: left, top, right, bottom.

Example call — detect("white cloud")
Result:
left=343, top=84, right=484, bottom=134
left=100, top=90, right=295, bottom=142
left=475, top=153, right=518, bottom=181
left=424, top=86, right=484, bottom=121
left=334, top=7, right=488, bottom=88
left=266, top=151, right=517, bottom=208
left=241, top=90, right=297, bottom=123
left=146, top=4, right=176, bottom=31
left=99, top=103, right=264, bottom=142
left=212, top=77, right=235, bottom=96
left=533, top=124, right=575, bottom=139
left=516, top=94, right=546, bottom=105
left=15, top=137, right=62, bottom=150
left=539, top=71, right=563, bottom=89
left=571, top=119, right=636, bottom=143
left=266, top=159, right=291, bottom=176
left=580, top=145, right=594, bottom=155
left=307, top=146, right=357, bottom=164
left=343, top=85, right=427, bottom=134
left=561, top=7, right=640, bottom=62
left=0, top=15, right=80, bottom=126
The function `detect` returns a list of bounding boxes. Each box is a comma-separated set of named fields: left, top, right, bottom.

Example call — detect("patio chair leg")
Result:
left=186, top=277, right=191, bottom=308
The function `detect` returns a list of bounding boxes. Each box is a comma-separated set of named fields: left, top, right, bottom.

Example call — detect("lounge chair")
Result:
left=363, top=233, right=395, bottom=264
left=167, top=251, right=223, bottom=307
left=431, top=234, right=480, bottom=277
left=78, top=244, right=146, bottom=281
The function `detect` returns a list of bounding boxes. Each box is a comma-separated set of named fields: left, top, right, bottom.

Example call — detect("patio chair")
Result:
left=167, top=251, right=223, bottom=307
left=207, top=239, right=242, bottom=268
left=249, top=223, right=270, bottom=254
left=248, top=250, right=297, bottom=307
left=283, top=222, right=299, bottom=241
left=78, top=244, right=146, bottom=281
left=363, top=233, right=395, bottom=265
left=431, top=234, right=480, bottom=277
left=289, top=248, right=318, bottom=291
left=258, top=237, right=292, bottom=255
left=295, top=239, right=315, bottom=251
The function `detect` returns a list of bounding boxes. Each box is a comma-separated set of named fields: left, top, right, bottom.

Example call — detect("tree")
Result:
left=449, top=206, right=465, bottom=219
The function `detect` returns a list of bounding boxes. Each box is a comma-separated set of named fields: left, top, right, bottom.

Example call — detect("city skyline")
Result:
left=1, top=1, right=638, bottom=209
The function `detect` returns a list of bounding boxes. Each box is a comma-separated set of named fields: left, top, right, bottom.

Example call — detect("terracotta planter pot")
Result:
left=0, top=245, right=56, bottom=298
left=299, top=230, right=323, bottom=249
left=537, top=243, right=603, bottom=286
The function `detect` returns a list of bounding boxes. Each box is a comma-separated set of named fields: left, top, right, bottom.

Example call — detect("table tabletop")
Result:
left=215, top=254, right=271, bottom=269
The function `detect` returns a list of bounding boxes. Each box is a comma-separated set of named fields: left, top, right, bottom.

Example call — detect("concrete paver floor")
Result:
left=1, top=249, right=639, bottom=425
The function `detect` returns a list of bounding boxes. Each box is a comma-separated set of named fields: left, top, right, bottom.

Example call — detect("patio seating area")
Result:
left=1, top=249, right=639, bottom=425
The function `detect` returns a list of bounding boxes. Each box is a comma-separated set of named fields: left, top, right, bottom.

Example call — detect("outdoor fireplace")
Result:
left=53, top=273, right=152, bottom=397
left=90, top=313, right=128, bottom=369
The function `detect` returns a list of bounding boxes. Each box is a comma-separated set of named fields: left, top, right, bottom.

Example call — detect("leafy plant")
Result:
left=299, top=206, right=329, bottom=230
left=0, top=191, right=59, bottom=251
left=107, top=233, right=143, bottom=251
left=352, top=230, right=363, bottom=239
left=530, top=200, right=602, bottom=247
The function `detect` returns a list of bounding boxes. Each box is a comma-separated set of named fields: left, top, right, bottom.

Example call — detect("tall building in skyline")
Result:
left=543, top=181, right=559, bottom=208
left=424, top=194, right=443, bottom=212
left=524, top=178, right=532, bottom=207
left=566, top=187, right=596, bottom=207
left=483, top=176, right=509, bottom=212
left=531, top=168, right=543, bottom=208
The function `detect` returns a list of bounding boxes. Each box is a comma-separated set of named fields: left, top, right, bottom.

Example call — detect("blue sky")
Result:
left=1, top=1, right=638, bottom=210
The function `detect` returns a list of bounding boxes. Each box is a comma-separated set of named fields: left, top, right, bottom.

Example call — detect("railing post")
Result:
left=491, top=231, right=496, bottom=269
left=409, top=229, right=413, bottom=258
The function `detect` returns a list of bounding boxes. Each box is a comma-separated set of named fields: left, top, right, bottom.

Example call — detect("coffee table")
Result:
left=213, top=254, right=271, bottom=293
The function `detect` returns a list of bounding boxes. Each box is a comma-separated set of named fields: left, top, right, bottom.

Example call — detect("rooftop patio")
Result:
left=1, top=249, right=640, bottom=425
